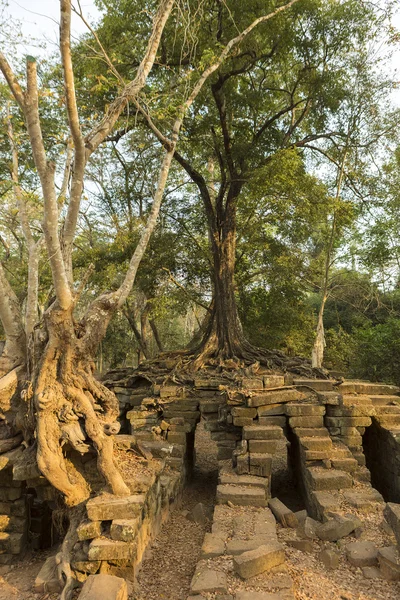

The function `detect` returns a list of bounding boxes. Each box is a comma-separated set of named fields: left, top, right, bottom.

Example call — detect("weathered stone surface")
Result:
left=88, top=538, right=133, bottom=561
left=86, top=495, right=145, bottom=521
left=298, top=517, right=319, bottom=539
left=110, top=519, right=139, bottom=542
left=77, top=520, right=102, bottom=542
left=233, top=543, right=285, bottom=579
left=289, top=416, right=324, bottom=428
left=78, top=574, right=128, bottom=600
left=300, top=437, right=332, bottom=452
left=295, top=428, right=330, bottom=438
left=319, top=548, right=339, bottom=569
left=307, top=468, right=352, bottom=491
left=378, top=546, right=400, bottom=581
left=257, top=404, right=286, bottom=417
left=362, top=566, right=383, bottom=579
left=345, top=541, right=378, bottom=567
left=232, top=407, right=257, bottom=418
left=249, top=454, right=272, bottom=477
left=248, top=440, right=278, bottom=453
left=34, top=556, right=62, bottom=594
left=344, top=490, right=383, bottom=510
left=219, top=473, right=268, bottom=490
left=201, top=533, right=225, bottom=558
left=287, top=539, right=314, bottom=553
left=247, top=389, right=305, bottom=407
left=285, top=404, right=325, bottom=417
left=190, top=568, right=228, bottom=595
left=242, top=378, right=264, bottom=390
left=316, top=516, right=358, bottom=542
left=226, top=537, right=268, bottom=556
left=263, top=375, right=286, bottom=389
left=268, top=498, right=298, bottom=528
left=384, top=502, right=400, bottom=546
left=243, top=426, right=283, bottom=440
left=216, top=485, right=266, bottom=507
left=188, top=503, right=209, bottom=526
left=73, top=561, right=101, bottom=574
left=258, top=416, right=287, bottom=427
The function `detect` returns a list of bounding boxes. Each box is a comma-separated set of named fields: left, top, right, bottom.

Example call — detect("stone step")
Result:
left=219, top=472, right=269, bottom=490
left=338, top=381, right=400, bottom=396
left=88, top=538, right=134, bottom=561
left=242, top=426, right=284, bottom=440
left=300, top=437, right=333, bottom=452
left=311, top=490, right=340, bottom=520
left=375, top=415, right=400, bottom=428
left=331, top=458, right=358, bottom=472
left=375, top=405, right=400, bottom=414
left=343, top=488, right=384, bottom=510
left=307, top=467, right=353, bottom=491
left=295, top=427, right=330, bottom=438
left=285, top=403, right=325, bottom=417
left=293, top=379, right=334, bottom=391
left=246, top=388, right=305, bottom=407
left=78, top=574, right=128, bottom=600
left=86, top=495, right=145, bottom=521
left=370, top=395, right=400, bottom=406
left=341, top=394, right=373, bottom=406
left=216, top=484, right=266, bottom=507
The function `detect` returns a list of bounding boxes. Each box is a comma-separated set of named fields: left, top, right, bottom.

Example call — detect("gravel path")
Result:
left=135, top=421, right=219, bottom=600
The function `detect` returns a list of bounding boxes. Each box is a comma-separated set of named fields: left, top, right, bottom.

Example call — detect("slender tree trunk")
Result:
left=312, top=295, right=327, bottom=369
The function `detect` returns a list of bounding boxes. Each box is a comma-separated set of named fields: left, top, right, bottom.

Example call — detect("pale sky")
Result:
left=7, top=0, right=101, bottom=55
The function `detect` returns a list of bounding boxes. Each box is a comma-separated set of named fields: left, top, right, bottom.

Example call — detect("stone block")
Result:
left=247, top=389, right=305, bottom=407
left=243, top=426, right=283, bottom=440
left=258, top=416, right=287, bottom=427
left=201, top=533, right=226, bottom=558
left=249, top=453, right=272, bottom=477
left=257, top=404, right=286, bottom=417
left=300, top=437, right=332, bottom=452
left=344, top=489, right=383, bottom=510
left=190, top=568, right=228, bottom=595
left=242, top=378, right=264, bottom=390
left=88, top=538, right=134, bottom=561
left=289, top=416, right=324, bottom=428
left=236, top=453, right=250, bottom=475
left=78, top=574, right=128, bottom=600
left=110, top=519, right=139, bottom=542
left=285, top=404, right=325, bottom=417
left=86, top=495, right=145, bottom=521
left=293, top=379, right=334, bottom=391
left=268, top=498, right=298, bottom=528
left=248, top=440, right=278, bottom=454
left=287, top=539, right=314, bottom=553
left=384, top=503, right=400, bottom=546
left=219, top=473, right=269, bottom=490
left=295, top=428, right=330, bottom=438
left=233, top=417, right=255, bottom=427
left=231, top=407, right=257, bottom=418
left=34, top=555, right=62, bottom=594
left=233, top=543, right=285, bottom=579
left=325, top=416, right=371, bottom=428
left=378, top=546, right=400, bottom=581
left=319, top=548, right=339, bottom=569
left=77, top=520, right=102, bottom=541
left=362, top=566, right=383, bottom=579
left=345, top=541, right=378, bottom=567
left=216, top=485, right=266, bottom=507
left=307, top=467, right=352, bottom=491
left=263, top=375, right=286, bottom=389
left=316, top=516, right=358, bottom=542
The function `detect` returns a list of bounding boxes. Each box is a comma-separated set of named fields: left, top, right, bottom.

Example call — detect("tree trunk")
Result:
left=33, top=302, right=130, bottom=506
left=197, top=194, right=246, bottom=360
left=312, top=297, right=327, bottom=369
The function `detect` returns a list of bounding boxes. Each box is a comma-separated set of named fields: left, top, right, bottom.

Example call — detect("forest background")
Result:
left=2, top=0, right=400, bottom=384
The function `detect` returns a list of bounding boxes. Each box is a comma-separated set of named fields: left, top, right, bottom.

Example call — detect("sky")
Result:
left=6, top=0, right=101, bottom=54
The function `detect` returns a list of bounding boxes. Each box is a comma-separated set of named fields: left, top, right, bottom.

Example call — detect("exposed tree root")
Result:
left=56, top=504, right=85, bottom=600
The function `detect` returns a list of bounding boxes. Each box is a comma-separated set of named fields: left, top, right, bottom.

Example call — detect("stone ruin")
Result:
left=1, top=365, right=400, bottom=598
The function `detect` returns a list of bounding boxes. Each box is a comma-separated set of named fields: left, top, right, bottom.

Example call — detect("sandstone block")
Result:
left=257, top=404, right=286, bottom=416
left=86, top=495, right=145, bottom=521
left=110, top=519, right=139, bottom=542
left=78, top=574, right=128, bottom=600
left=295, top=428, right=330, bottom=438
left=190, top=568, right=228, bottom=595
left=88, top=538, right=134, bottom=561
left=293, top=379, right=334, bottom=391
left=285, top=404, right=325, bottom=417
left=248, top=440, right=278, bottom=454
left=289, top=416, right=324, bottom=428
left=384, top=503, right=400, bottom=546
left=268, top=498, right=298, bottom=528
left=232, top=407, right=257, bottom=418
left=247, top=389, right=305, bottom=407
left=77, top=520, right=102, bottom=542
left=249, top=453, right=272, bottom=477
left=233, top=543, right=285, bottom=579
left=316, top=516, right=358, bottom=542
left=216, top=485, right=266, bottom=507
left=34, top=555, right=62, bottom=594
left=378, top=546, right=400, bottom=581
left=287, top=539, right=314, bottom=552
left=319, top=548, right=339, bottom=569
left=243, top=426, right=283, bottom=440
left=307, top=467, right=352, bottom=491
left=201, top=533, right=225, bottom=558
left=258, top=416, right=287, bottom=427
left=263, top=375, right=286, bottom=389
left=345, top=541, right=378, bottom=567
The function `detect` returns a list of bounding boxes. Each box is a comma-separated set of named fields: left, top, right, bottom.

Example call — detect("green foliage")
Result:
left=350, top=319, right=400, bottom=385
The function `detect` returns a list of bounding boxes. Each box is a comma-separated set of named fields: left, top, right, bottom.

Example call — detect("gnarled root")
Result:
left=56, top=504, right=85, bottom=600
